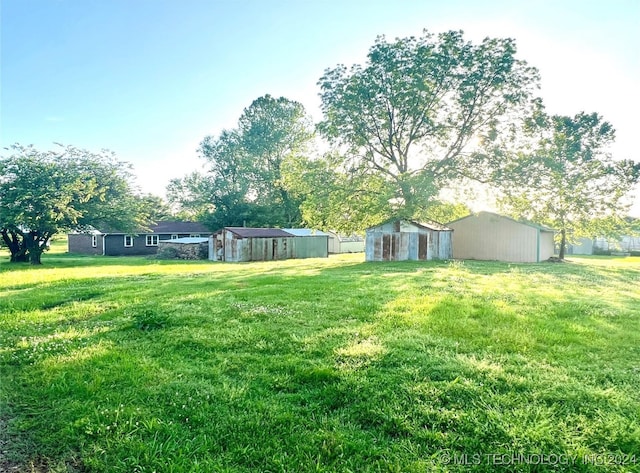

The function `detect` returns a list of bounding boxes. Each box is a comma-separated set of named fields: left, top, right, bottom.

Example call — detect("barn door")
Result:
left=418, top=233, right=428, bottom=260
left=382, top=234, right=391, bottom=260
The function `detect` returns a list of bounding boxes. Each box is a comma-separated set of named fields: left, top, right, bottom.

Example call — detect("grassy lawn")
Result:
left=1, top=244, right=639, bottom=472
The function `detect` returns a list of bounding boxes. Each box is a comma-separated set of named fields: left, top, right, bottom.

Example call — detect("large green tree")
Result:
left=490, top=112, right=640, bottom=259
left=281, top=153, right=394, bottom=232
left=317, top=30, right=539, bottom=221
left=168, top=95, right=314, bottom=229
left=0, top=144, right=148, bottom=264
left=137, top=194, right=176, bottom=223
left=281, top=152, right=469, bottom=232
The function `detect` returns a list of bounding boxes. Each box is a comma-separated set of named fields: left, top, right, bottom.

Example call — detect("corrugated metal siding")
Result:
left=220, top=229, right=327, bottom=262
left=292, top=236, right=328, bottom=258
left=448, top=213, right=542, bottom=263
left=365, top=221, right=452, bottom=262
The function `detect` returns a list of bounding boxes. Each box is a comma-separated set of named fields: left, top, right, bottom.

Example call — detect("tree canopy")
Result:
left=0, top=144, right=148, bottom=264
left=168, top=95, right=314, bottom=229
left=489, top=111, right=640, bottom=258
left=317, top=29, right=539, bottom=222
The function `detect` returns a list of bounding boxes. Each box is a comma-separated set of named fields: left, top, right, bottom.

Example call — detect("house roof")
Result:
left=447, top=211, right=555, bottom=232
left=150, top=221, right=211, bottom=234
left=366, top=218, right=452, bottom=232
left=85, top=221, right=211, bottom=235
left=283, top=228, right=330, bottom=237
left=224, top=227, right=294, bottom=238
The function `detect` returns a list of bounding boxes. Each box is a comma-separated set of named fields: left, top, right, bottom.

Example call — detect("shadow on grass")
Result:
left=1, top=255, right=639, bottom=471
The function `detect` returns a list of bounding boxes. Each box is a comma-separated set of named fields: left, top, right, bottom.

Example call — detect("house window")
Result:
left=91, top=235, right=97, bottom=248
left=124, top=235, right=134, bottom=247
left=146, top=235, right=159, bottom=246
left=171, top=234, right=178, bottom=240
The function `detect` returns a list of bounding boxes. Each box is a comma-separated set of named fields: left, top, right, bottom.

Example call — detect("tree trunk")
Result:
left=29, top=250, right=43, bottom=265
left=397, top=178, right=415, bottom=220
left=11, top=252, right=29, bottom=263
left=25, top=231, right=46, bottom=265
left=558, top=228, right=567, bottom=260
left=1, top=229, right=29, bottom=263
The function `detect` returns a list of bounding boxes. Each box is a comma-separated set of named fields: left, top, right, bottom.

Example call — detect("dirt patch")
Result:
left=547, top=256, right=567, bottom=263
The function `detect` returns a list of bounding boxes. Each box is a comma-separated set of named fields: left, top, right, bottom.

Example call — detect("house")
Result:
left=68, top=221, right=212, bottom=256
left=327, top=231, right=365, bottom=254
left=210, top=227, right=329, bottom=262
left=446, top=211, right=554, bottom=263
left=365, top=219, right=453, bottom=262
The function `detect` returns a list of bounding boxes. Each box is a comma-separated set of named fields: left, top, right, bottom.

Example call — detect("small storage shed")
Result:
left=365, top=219, right=453, bottom=262
left=283, top=228, right=330, bottom=259
left=327, top=231, right=365, bottom=254
left=210, top=227, right=329, bottom=262
left=447, top=211, right=555, bottom=263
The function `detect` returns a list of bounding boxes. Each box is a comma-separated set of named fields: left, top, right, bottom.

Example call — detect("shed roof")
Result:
left=283, top=228, right=330, bottom=237
left=447, top=211, right=555, bottom=232
left=151, top=221, right=211, bottom=234
left=224, top=227, right=293, bottom=238
left=367, top=219, right=452, bottom=232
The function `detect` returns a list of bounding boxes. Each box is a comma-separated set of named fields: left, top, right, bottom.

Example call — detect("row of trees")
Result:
left=0, top=145, right=175, bottom=264
left=169, top=30, right=639, bottom=257
left=2, top=30, right=638, bottom=264
left=167, top=95, right=314, bottom=229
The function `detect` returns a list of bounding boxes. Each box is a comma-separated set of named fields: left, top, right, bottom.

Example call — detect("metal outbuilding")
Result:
left=210, top=227, right=329, bottom=262
left=327, top=231, right=365, bottom=254
left=447, top=211, right=555, bottom=263
left=365, top=219, right=453, bottom=262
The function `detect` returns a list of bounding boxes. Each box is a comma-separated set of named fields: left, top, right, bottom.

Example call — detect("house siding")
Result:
left=103, top=233, right=202, bottom=256
left=68, top=234, right=103, bottom=255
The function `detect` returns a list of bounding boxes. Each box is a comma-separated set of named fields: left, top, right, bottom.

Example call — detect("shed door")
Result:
left=418, top=233, right=428, bottom=260
left=382, top=234, right=391, bottom=260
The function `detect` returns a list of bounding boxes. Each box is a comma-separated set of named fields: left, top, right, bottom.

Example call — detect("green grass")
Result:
left=1, top=247, right=639, bottom=472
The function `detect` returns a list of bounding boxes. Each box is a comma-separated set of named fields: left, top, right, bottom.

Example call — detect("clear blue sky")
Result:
left=2, top=0, right=639, bottom=213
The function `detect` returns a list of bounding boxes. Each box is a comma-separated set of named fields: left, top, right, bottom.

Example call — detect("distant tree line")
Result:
left=169, top=30, right=640, bottom=257
left=2, top=29, right=639, bottom=264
